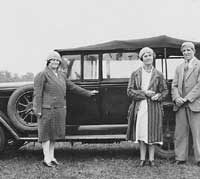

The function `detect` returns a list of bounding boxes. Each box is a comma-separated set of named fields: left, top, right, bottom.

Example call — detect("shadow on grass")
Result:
left=0, top=142, right=140, bottom=161
left=56, top=143, right=140, bottom=161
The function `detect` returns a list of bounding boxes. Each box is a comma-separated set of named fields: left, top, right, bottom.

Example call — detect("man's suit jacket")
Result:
left=172, top=57, right=200, bottom=112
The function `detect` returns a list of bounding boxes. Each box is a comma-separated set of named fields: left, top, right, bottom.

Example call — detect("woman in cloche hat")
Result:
left=33, top=51, right=98, bottom=167
left=126, top=47, right=168, bottom=167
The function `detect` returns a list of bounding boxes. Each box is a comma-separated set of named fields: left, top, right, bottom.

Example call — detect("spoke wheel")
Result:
left=7, top=85, right=37, bottom=131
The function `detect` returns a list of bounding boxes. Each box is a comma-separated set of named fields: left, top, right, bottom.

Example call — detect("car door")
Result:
left=63, top=54, right=100, bottom=135
left=98, top=52, right=142, bottom=133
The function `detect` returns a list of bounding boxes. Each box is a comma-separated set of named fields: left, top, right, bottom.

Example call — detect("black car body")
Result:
left=1, top=35, right=200, bottom=158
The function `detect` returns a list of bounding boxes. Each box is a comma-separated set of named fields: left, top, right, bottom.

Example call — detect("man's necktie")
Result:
left=184, top=62, right=189, bottom=72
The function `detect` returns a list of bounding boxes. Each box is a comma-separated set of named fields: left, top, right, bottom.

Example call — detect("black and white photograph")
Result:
left=0, top=0, right=200, bottom=178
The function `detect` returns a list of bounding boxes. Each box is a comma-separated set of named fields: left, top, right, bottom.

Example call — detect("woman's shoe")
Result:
left=139, top=160, right=146, bottom=167
left=51, top=159, right=59, bottom=166
left=43, top=161, right=53, bottom=167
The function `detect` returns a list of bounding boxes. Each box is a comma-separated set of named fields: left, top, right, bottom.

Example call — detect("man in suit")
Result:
left=172, top=42, right=200, bottom=166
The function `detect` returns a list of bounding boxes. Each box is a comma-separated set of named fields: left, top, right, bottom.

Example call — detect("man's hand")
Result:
left=175, top=97, right=185, bottom=106
left=182, top=98, right=188, bottom=103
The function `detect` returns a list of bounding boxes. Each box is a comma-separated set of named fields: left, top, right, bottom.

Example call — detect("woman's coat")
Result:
left=126, top=67, right=168, bottom=143
left=33, top=67, right=91, bottom=142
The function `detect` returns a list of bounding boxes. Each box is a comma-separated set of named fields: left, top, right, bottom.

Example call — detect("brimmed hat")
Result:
left=181, top=42, right=195, bottom=52
left=46, top=51, right=62, bottom=62
left=139, top=47, right=154, bottom=59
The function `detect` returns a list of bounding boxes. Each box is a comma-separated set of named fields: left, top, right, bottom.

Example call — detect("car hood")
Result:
left=0, top=81, right=33, bottom=90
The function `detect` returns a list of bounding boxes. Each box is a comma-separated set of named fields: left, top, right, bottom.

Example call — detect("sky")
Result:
left=0, top=0, right=200, bottom=75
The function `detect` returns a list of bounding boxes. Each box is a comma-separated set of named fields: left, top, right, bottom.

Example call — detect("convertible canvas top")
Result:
left=56, top=35, right=200, bottom=58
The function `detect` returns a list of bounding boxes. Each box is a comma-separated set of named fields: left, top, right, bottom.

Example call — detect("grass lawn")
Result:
left=0, top=142, right=199, bottom=179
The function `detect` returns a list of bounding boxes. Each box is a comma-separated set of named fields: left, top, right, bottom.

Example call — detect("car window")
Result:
left=102, top=52, right=143, bottom=79
left=62, top=55, right=81, bottom=80
left=155, top=57, right=184, bottom=79
left=166, top=58, right=184, bottom=79
left=155, top=58, right=166, bottom=77
left=84, top=55, right=99, bottom=80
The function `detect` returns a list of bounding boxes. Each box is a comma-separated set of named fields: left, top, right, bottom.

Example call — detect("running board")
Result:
left=19, top=134, right=126, bottom=142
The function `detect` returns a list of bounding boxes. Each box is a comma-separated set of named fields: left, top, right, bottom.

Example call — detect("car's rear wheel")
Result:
left=155, top=130, right=175, bottom=158
left=7, top=85, right=37, bottom=131
left=155, top=104, right=175, bottom=159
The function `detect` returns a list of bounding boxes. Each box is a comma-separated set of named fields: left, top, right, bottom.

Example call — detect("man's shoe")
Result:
left=171, top=160, right=186, bottom=165
left=176, top=160, right=186, bottom=165
left=196, top=161, right=200, bottom=167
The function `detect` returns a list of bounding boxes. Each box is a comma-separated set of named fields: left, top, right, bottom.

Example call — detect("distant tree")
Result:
left=0, top=71, right=12, bottom=82
left=21, top=72, right=34, bottom=81
left=0, top=71, right=34, bottom=82
left=13, top=73, right=21, bottom=82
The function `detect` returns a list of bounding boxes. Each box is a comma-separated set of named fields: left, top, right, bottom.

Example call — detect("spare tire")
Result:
left=7, top=85, right=38, bottom=131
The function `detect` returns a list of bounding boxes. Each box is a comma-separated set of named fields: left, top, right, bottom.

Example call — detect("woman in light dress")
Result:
left=126, top=47, right=168, bottom=167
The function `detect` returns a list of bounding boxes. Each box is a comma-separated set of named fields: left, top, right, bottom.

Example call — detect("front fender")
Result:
left=0, top=111, right=19, bottom=140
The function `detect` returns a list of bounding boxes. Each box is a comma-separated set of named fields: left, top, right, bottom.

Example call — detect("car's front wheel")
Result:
left=6, top=139, right=25, bottom=150
left=7, top=85, right=37, bottom=131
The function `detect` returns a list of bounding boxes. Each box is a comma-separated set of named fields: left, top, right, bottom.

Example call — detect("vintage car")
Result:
left=0, top=35, right=200, bottom=158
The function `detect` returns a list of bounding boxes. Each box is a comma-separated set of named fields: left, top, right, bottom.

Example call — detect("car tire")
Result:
left=0, top=125, right=6, bottom=152
left=7, top=85, right=37, bottom=131
left=155, top=129, right=175, bottom=159
left=154, top=103, right=175, bottom=159
left=155, top=145, right=175, bottom=159
left=6, top=139, right=25, bottom=151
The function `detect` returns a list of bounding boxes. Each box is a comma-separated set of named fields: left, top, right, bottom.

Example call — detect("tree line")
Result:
left=0, top=71, right=34, bottom=82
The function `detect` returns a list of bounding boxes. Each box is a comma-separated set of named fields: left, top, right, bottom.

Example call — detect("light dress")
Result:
left=135, top=67, right=152, bottom=144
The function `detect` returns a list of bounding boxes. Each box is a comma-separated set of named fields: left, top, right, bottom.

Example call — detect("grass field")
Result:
left=0, top=142, right=199, bottom=179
